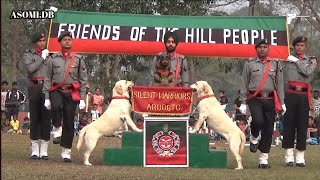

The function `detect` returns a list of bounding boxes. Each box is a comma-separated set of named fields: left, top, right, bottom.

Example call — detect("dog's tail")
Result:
left=239, top=131, right=246, bottom=155
left=77, top=126, right=88, bottom=151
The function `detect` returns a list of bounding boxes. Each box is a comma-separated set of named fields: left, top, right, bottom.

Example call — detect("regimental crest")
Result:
left=152, top=131, right=180, bottom=156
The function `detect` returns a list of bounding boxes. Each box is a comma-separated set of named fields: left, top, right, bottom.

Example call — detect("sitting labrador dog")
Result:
left=77, top=80, right=143, bottom=165
left=190, top=81, right=246, bottom=170
left=152, top=54, right=174, bottom=87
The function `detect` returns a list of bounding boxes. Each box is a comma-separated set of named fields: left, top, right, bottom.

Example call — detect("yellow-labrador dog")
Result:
left=190, top=81, right=246, bottom=169
left=77, top=80, right=143, bottom=165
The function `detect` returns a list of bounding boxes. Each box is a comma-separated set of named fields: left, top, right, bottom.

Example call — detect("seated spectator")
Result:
left=79, top=114, right=88, bottom=130
left=188, top=116, right=196, bottom=132
left=220, top=96, right=231, bottom=117
left=74, top=115, right=80, bottom=136
left=91, top=104, right=100, bottom=121
left=21, top=116, right=30, bottom=135
left=237, top=120, right=250, bottom=141
left=1, top=112, right=7, bottom=124
left=2, top=119, right=13, bottom=134
left=307, top=115, right=318, bottom=145
left=10, top=114, right=20, bottom=133
left=87, top=117, right=93, bottom=124
left=136, top=118, right=144, bottom=130
left=233, top=92, right=247, bottom=122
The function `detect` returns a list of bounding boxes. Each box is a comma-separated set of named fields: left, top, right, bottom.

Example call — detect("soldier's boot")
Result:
left=39, top=140, right=49, bottom=160
left=30, top=140, right=40, bottom=159
left=296, top=150, right=305, bottom=167
left=284, top=148, right=294, bottom=166
left=258, top=153, right=271, bottom=169
left=249, top=134, right=259, bottom=153
left=61, top=147, right=72, bottom=163
left=52, top=126, right=62, bottom=144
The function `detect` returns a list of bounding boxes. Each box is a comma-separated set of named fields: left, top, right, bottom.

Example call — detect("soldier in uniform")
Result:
left=150, top=31, right=189, bottom=87
left=239, top=39, right=285, bottom=169
left=22, top=32, right=51, bottom=160
left=43, top=31, right=87, bottom=162
left=282, top=36, right=317, bottom=167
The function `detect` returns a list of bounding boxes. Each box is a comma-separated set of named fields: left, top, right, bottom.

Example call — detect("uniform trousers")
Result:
left=248, top=97, right=275, bottom=153
left=50, top=90, right=77, bottom=149
left=282, top=92, right=309, bottom=150
left=28, top=85, right=51, bottom=141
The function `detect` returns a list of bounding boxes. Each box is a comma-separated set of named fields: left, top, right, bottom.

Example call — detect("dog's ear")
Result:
left=202, top=84, right=209, bottom=94
left=115, top=85, right=123, bottom=95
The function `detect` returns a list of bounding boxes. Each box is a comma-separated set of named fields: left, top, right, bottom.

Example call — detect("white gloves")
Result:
left=44, top=99, right=51, bottom=110
left=79, top=100, right=86, bottom=110
left=239, top=104, right=247, bottom=114
left=287, top=55, right=299, bottom=63
left=41, top=49, right=49, bottom=59
left=281, top=104, right=287, bottom=115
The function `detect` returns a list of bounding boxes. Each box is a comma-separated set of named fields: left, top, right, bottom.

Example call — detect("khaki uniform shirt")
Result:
left=22, top=49, right=47, bottom=80
left=240, top=57, right=284, bottom=104
left=284, top=54, right=317, bottom=84
left=42, top=52, right=88, bottom=100
left=150, top=52, right=189, bottom=87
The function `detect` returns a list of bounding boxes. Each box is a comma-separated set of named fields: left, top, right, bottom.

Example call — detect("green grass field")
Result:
left=1, top=133, right=319, bottom=180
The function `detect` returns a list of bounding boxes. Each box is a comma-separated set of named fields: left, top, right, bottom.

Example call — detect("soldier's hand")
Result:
left=281, top=104, right=287, bottom=115
left=287, top=55, right=299, bottom=62
left=44, top=99, right=51, bottom=110
left=79, top=100, right=86, bottom=110
left=41, top=49, right=49, bottom=59
left=239, top=104, right=247, bottom=114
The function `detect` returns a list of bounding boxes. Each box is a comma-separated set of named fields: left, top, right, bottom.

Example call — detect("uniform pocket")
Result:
left=70, top=66, right=78, bottom=80
left=288, top=64, right=298, bottom=70
left=268, top=71, right=276, bottom=79
left=53, top=66, right=61, bottom=74
left=250, top=69, right=261, bottom=76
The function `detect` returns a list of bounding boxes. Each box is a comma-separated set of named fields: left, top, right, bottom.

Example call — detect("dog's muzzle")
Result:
left=192, top=88, right=197, bottom=92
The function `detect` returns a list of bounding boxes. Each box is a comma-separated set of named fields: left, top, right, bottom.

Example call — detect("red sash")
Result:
left=50, top=53, right=76, bottom=91
left=247, top=60, right=271, bottom=99
left=71, top=82, right=81, bottom=102
left=247, top=60, right=282, bottom=111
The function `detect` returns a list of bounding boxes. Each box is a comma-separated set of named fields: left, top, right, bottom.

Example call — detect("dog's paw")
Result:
left=235, top=167, right=243, bottom=170
left=84, top=161, right=92, bottom=166
left=136, top=129, right=143, bottom=133
left=189, top=130, right=197, bottom=133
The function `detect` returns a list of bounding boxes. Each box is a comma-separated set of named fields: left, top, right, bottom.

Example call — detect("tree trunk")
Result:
left=11, top=21, right=20, bottom=82
left=189, top=57, right=195, bottom=84
left=112, top=54, right=121, bottom=79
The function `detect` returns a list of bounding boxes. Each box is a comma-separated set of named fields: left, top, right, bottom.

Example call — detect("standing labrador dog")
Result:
left=190, top=81, right=246, bottom=169
left=77, top=80, right=143, bottom=165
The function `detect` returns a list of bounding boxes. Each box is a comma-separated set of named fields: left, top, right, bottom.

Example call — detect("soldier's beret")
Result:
left=164, top=31, right=179, bottom=45
left=58, top=31, right=72, bottom=42
left=292, top=36, right=307, bottom=46
left=31, top=32, right=45, bottom=43
left=255, top=39, right=269, bottom=49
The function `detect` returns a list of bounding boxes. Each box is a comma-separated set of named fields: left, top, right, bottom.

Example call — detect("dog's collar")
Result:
left=112, top=96, right=129, bottom=100
left=197, top=94, right=215, bottom=101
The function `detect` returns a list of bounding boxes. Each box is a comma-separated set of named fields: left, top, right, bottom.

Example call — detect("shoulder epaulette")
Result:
left=75, top=54, right=82, bottom=59
left=248, top=58, right=255, bottom=62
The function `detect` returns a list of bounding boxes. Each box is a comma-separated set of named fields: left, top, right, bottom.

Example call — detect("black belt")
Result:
left=288, top=85, right=307, bottom=92
left=31, top=80, right=44, bottom=85
left=250, top=91, right=274, bottom=98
